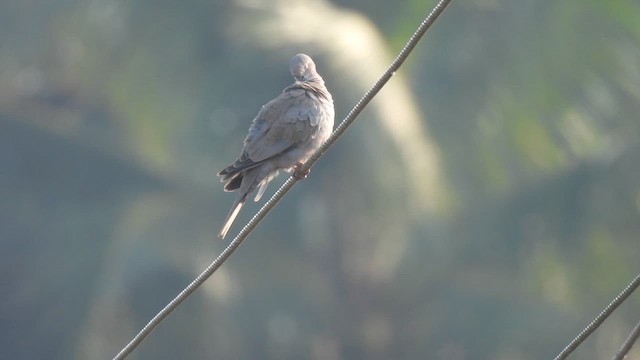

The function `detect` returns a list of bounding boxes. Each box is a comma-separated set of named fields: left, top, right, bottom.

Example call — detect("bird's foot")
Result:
left=292, top=162, right=310, bottom=180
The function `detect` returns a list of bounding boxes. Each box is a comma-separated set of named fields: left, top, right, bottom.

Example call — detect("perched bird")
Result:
left=217, top=54, right=335, bottom=238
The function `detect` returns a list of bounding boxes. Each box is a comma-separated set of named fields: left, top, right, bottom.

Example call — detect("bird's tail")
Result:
left=219, top=194, right=247, bottom=239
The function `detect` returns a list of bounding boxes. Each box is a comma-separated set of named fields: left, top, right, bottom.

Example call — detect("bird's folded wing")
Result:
left=243, top=88, right=321, bottom=163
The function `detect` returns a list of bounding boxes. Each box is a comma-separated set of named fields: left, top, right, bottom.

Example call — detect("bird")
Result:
left=217, top=54, right=335, bottom=239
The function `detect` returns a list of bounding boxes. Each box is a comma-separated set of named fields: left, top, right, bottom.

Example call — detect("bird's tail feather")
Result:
left=219, top=195, right=247, bottom=239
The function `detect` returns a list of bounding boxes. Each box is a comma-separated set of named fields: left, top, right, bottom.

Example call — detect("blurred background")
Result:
left=2, top=0, right=640, bottom=359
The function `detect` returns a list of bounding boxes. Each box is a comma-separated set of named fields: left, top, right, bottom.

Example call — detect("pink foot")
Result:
left=292, top=162, right=310, bottom=180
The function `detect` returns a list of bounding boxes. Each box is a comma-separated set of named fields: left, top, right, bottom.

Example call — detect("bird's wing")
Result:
left=243, top=87, right=322, bottom=163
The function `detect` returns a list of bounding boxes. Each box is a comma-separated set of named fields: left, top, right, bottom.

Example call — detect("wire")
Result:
left=611, top=319, right=640, bottom=360
left=112, top=0, right=453, bottom=358
left=553, top=271, right=640, bottom=360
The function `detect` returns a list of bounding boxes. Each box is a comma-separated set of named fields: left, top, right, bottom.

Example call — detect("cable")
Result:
left=112, top=0, right=453, bottom=358
left=554, top=271, right=640, bottom=360
left=611, top=319, right=640, bottom=360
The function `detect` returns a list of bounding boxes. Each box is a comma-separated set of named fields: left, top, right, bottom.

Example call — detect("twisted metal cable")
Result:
left=554, top=271, right=640, bottom=360
left=112, top=1, right=453, bottom=358
left=611, top=319, right=640, bottom=360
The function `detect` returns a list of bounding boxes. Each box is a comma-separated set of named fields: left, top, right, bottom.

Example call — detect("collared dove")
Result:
left=218, top=54, right=335, bottom=238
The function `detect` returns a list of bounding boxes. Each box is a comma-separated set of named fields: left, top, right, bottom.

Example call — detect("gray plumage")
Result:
left=217, top=54, right=334, bottom=238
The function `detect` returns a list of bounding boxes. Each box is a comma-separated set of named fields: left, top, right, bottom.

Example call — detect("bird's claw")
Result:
left=292, top=162, right=310, bottom=180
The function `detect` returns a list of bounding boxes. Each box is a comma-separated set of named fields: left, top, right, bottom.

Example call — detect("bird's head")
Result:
left=290, top=53, right=320, bottom=82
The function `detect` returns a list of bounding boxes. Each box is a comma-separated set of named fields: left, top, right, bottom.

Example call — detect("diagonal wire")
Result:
left=611, top=318, right=640, bottom=360
left=112, top=0, right=453, bottom=359
left=553, top=271, right=640, bottom=360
